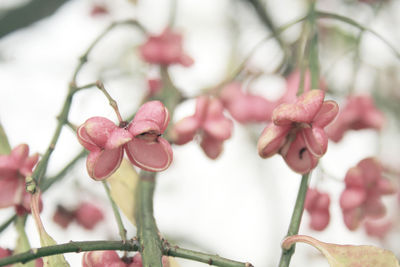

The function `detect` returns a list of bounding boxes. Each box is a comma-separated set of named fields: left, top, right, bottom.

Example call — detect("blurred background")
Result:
left=0, top=0, right=400, bottom=266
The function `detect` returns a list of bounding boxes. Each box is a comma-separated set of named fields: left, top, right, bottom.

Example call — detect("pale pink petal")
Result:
left=179, top=54, right=194, bottom=67
left=171, top=116, right=199, bottom=145
left=10, top=144, right=29, bottom=168
left=131, top=101, right=170, bottom=134
left=20, top=153, right=39, bottom=177
left=364, top=198, right=386, bottom=219
left=343, top=208, right=363, bottom=231
left=194, top=96, right=209, bottom=122
left=75, top=202, right=104, bottom=230
left=0, top=155, right=17, bottom=179
left=344, top=167, right=364, bottom=188
left=326, top=119, right=348, bottom=143
left=125, top=137, right=173, bottom=172
left=302, top=127, right=328, bottom=157
left=148, top=78, right=162, bottom=96
left=219, top=82, right=243, bottom=104
left=83, top=117, right=117, bottom=148
left=358, top=157, right=382, bottom=186
left=312, top=100, right=339, bottom=127
left=203, top=117, right=233, bottom=141
left=377, top=178, right=396, bottom=195
left=314, top=193, right=330, bottom=210
left=77, top=124, right=99, bottom=151
left=105, top=128, right=132, bottom=150
left=273, top=90, right=325, bottom=125
left=305, top=188, right=319, bottom=211
left=364, top=218, right=392, bottom=239
left=0, top=177, right=24, bottom=208
left=310, top=210, right=330, bottom=231
left=200, top=135, right=223, bottom=159
left=86, top=148, right=123, bottom=180
left=257, top=124, right=290, bottom=158
left=339, top=188, right=366, bottom=211
left=281, top=133, right=318, bottom=174
left=246, top=95, right=276, bottom=122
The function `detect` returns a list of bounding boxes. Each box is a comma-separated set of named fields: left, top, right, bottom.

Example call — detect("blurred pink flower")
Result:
left=0, top=144, right=39, bottom=209
left=327, top=94, right=384, bottom=142
left=77, top=101, right=173, bottom=180
left=364, top=217, right=392, bottom=239
left=172, top=96, right=233, bottom=159
left=339, top=158, right=396, bottom=231
left=258, top=90, right=338, bottom=174
left=305, top=188, right=330, bottom=231
left=82, top=251, right=169, bottom=267
left=140, top=28, right=194, bottom=67
left=75, top=202, right=104, bottom=230
left=147, top=78, right=162, bottom=97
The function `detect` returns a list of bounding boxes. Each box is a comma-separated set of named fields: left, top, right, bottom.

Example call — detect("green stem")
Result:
left=135, top=171, right=163, bottom=267
left=278, top=173, right=310, bottom=267
left=0, top=214, right=17, bottom=234
left=102, top=181, right=127, bottom=242
left=0, top=240, right=140, bottom=267
left=316, top=11, right=400, bottom=60
left=164, top=243, right=253, bottom=267
left=14, top=216, right=35, bottom=267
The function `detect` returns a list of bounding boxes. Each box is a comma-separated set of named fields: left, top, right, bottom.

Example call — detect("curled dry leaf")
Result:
left=107, top=159, right=139, bottom=226
left=282, top=235, right=400, bottom=267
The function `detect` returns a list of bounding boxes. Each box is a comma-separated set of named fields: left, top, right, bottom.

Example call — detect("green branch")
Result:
left=316, top=11, right=400, bottom=60
left=164, top=243, right=253, bottom=267
left=135, top=171, right=163, bottom=267
left=278, top=173, right=310, bottom=267
left=0, top=240, right=139, bottom=267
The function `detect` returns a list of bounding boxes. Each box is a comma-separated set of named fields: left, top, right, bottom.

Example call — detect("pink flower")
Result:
left=140, top=28, right=194, bottom=67
left=77, top=101, right=173, bottom=180
left=75, top=202, right=104, bottom=230
left=147, top=78, right=162, bottom=97
left=257, top=90, right=339, bottom=174
left=339, top=158, right=396, bottom=231
left=305, top=188, right=330, bottom=231
left=172, top=96, right=233, bottom=159
left=52, top=205, right=75, bottom=229
left=82, top=251, right=169, bottom=267
left=364, top=217, right=392, bottom=239
left=327, top=94, right=384, bottom=142
left=0, top=144, right=39, bottom=209
left=219, top=82, right=278, bottom=123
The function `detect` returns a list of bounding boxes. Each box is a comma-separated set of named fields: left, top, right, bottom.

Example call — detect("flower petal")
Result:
left=131, top=101, right=170, bottom=135
left=257, top=124, right=290, bottom=158
left=302, top=127, right=328, bottom=157
left=200, top=135, right=223, bottom=159
left=313, top=100, right=339, bottom=127
left=339, top=188, right=366, bottom=211
left=77, top=124, right=99, bottom=151
left=309, top=210, right=330, bottom=231
left=273, top=90, right=325, bottom=125
left=105, top=128, right=132, bottom=150
left=281, top=133, right=318, bottom=174
left=343, top=208, right=363, bottom=231
left=20, top=153, right=39, bottom=177
left=0, top=176, right=24, bottom=208
left=125, top=137, right=173, bottom=172
left=82, top=117, right=117, bottom=148
left=86, top=148, right=123, bottom=180
left=171, top=116, right=199, bottom=145
left=203, top=117, right=233, bottom=141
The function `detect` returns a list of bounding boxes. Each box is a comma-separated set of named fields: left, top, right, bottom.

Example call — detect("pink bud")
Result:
left=75, top=202, right=104, bottom=230
left=52, top=205, right=75, bottom=229
left=140, top=28, right=194, bottom=67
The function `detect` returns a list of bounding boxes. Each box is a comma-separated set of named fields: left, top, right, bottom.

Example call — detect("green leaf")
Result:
left=282, top=235, right=400, bottom=267
left=31, top=192, right=70, bottom=267
left=0, top=123, right=11, bottom=155
left=14, top=216, right=35, bottom=267
left=107, top=159, right=139, bottom=226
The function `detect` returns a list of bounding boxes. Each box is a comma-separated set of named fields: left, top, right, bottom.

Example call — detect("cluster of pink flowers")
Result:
left=340, top=158, right=396, bottom=231
left=172, top=96, right=233, bottom=159
left=327, top=94, right=384, bottom=142
left=53, top=202, right=104, bottom=230
left=82, top=251, right=169, bottom=267
left=304, top=188, right=331, bottom=231
left=257, top=89, right=339, bottom=174
left=77, top=101, right=173, bottom=180
left=0, top=144, right=42, bottom=214
left=140, top=28, right=194, bottom=67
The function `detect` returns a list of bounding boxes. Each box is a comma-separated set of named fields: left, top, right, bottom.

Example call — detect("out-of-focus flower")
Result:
left=52, top=205, right=75, bottom=229
left=75, top=202, right=104, bottom=230
left=140, top=28, right=194, bottom=67
left=219, top=82, right=278, bottom=123
left=305, top=188, right=330, bottom=231
left=82, top=251, right=170, bottom=267
left=339, top=158, right=396, bottom=231
left=364, top=217, right=392, bottom=239
left=258, top=90, right=338, bottom=174
left=0, top=144, right=39, bottom=210
left=327, top=94, right=384, bottom=142
left=90, top=4, right=109, bottom=17
left=77, top=101, right=173, bottom=180
left=171, top=96, right=233, bottom=159
left=147, top=78, right=162, bottom=97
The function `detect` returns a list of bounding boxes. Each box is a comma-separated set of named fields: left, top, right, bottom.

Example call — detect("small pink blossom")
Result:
left=75, top=202, right=104, bottom=230
left=339, top=158, right=396, bottom=231
left=305, top=188, right=330, bottom=231
left=327, top=94, right=384, bottom=142
left=77, top=101, right=173, bottom=180
left=172, top=96, right=233, bottom=159
left=219, top=82, right=278, bottom=123
left=140, top=28, right=194, bottom=67
left=257, top=90, right=338, bottom=174
left=0, top=144, right=39, bottom=209
left=364, top=217, right=392, bottom=239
